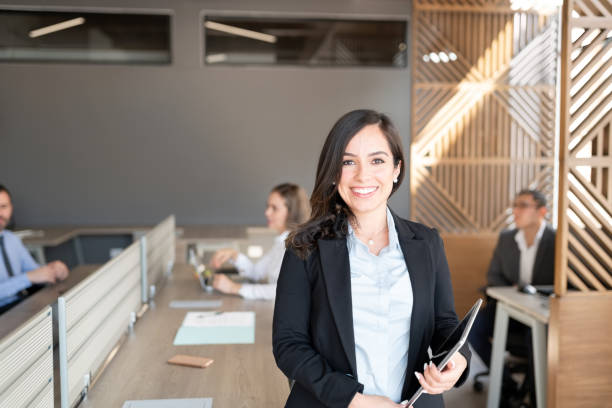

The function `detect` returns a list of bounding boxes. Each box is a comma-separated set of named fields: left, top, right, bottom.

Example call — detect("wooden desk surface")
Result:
left=486, top=286, right=550, bottom=323
left=81, top=263, right=289, bottom=408
left=0, top=264, right=100, bottom=340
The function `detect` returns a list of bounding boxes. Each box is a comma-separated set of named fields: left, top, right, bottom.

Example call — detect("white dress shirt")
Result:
left=514, top=221, right=547, bottom=285
left=347, top=208, right=413, bottom=403
left=231, top=230, right=289, bottom=300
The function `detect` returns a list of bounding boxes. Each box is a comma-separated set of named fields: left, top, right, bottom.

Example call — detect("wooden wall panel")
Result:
left=442, top=234, right=497, bottom=315
left=548, top=294, right=612, bottom=408
left=411, top=2, right=558, bottom=235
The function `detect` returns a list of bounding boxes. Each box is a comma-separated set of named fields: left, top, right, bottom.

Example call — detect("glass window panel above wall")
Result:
left=204, top=17, right=407, bottom=68
left=0, top=10, right=171, bottom=64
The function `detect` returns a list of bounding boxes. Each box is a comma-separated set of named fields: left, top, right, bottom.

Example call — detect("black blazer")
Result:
left=273, top=213, right=471, bottom=408
left=486, top=226, right=556, bottom=287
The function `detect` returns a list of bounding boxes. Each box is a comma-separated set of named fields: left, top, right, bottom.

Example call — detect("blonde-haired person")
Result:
left=210, top=183, right=310, bottom=300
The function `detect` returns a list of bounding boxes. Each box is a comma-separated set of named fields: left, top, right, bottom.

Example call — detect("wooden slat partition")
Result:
left=549, top=0, right=612, bottom=406
left=411, top=0, right=559, bottom=316
left=411, top=0, right=558, bottom=235
left=555, top=0, right=612, bottom=295
left=555, top=0, right=612, bottom=296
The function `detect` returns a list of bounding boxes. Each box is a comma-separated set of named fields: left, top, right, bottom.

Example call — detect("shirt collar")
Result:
left=535, top=220, right=546, bottom=240
left=515, top=220, right=546, bottom=249
left=276, top=230, right=290, bottom=243
left=347, top=207, right=400, bottom=251
left=386, top=207, right=401, bottom=251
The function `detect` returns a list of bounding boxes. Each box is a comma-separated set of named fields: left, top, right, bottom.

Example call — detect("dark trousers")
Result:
left=0, top=284, right=45, bottom=315
left=469, top=298, right=537, bottom=404
left=469, top=298, right=533, bottom=366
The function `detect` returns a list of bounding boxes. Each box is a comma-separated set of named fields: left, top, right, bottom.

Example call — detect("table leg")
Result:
left=532, top=321, right=547, bottom=408
left=487, top=303, right=509, bottom=408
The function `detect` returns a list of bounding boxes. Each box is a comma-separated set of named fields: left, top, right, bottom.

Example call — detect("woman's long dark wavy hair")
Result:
left=287, top=109, right=405, bottom=259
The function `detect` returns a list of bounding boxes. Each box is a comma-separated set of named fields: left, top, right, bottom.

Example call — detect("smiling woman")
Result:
left=337, top=124, right=401, bottom=252
left=274, top=110, right=471, bottom=408
left=286, top=109, right=404, bottom=258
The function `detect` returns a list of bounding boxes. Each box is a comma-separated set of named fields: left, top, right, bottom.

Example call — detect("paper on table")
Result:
left=182, top=311, right=254, bottom=328
left=173, top=311, right=255, bottom=345
left=122, top=398, right=213, bottom=408
left=174, top=326, right=254, bottom=345
left=169, top=300, right=223, bottom=309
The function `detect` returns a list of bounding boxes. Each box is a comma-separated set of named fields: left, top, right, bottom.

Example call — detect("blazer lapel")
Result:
left=318, top=238, right=357, bottom=376
left=509, top=230, right=521, bottom=283
left=532, top=226, right=551, bottom=284
left=392, top=214, right=432, bottom=395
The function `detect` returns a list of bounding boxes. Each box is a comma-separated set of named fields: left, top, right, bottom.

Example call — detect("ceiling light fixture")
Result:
left=205, top=21, right=277, bottom=44
left=29, top=17, right=85, bottom=38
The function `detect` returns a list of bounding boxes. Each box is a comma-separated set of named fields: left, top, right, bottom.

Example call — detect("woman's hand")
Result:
left=210, top=248, right=238, bottom=269
left=414, top=352, right=467, bottom=395
left=212, top=273, right=242, bottom=295
left=349, top=393, right=407, bottom=408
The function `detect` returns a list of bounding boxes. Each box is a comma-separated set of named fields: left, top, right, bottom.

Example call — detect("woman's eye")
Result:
left=372, top=158, right=385, bottom=164
left=342, top=160, right=355, bottom=166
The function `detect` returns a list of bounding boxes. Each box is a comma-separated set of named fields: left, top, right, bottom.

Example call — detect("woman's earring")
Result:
left=393, top=178, right=398, bottom=183
left=332, top=181, right=336, bottom=185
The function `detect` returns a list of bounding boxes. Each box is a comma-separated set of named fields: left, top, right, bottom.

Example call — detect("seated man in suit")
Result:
left=0, top=184, right=69, bottom=313
left=469, top=189, right=555, bottom=393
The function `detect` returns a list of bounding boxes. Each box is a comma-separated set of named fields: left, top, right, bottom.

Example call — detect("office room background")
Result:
left=1, top=0, right=611, bottom=407
left=0, top=0, right=412, bottom=227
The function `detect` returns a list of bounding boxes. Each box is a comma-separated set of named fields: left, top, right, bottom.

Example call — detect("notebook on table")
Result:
left=122, top=398, right=212, bottom=408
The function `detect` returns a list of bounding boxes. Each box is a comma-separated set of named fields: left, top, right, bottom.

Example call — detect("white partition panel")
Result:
left=60, top=240, right=141, bottom=407
left=145, top=215, right=175, bottom=290
left=0, top=307, right=53, bottom=408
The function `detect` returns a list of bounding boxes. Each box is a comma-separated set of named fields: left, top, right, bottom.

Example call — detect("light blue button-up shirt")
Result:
left=0, top=230, right=38, bottom=307
left=348, top=207, right=413, bottom=403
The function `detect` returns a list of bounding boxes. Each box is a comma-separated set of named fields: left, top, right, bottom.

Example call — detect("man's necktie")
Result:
left=0, top=235, right=15, bottom=277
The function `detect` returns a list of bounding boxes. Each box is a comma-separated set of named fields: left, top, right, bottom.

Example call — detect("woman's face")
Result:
left=337, top=124, right=400, bottom=219
left=265, top=191, right=289, bottom=233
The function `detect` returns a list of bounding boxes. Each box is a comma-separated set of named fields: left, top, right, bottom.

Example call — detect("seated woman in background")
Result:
left=210, top=183, right=310, bottom=300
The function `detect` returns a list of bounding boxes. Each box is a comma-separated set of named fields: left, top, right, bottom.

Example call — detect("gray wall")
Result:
left=0, top=0, right=412, bottom=226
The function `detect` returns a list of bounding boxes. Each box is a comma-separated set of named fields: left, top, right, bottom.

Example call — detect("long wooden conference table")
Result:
left=80, top=263, right=289, bottom=407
